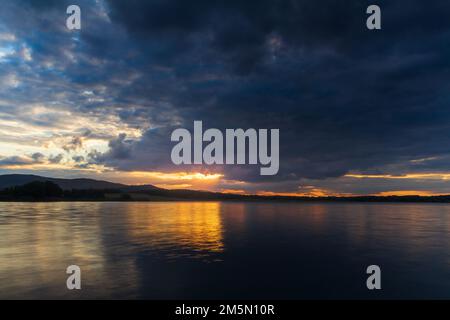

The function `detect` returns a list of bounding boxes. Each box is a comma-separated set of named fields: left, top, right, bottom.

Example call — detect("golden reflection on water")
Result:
left=0, top=202, right=113, bottom=298
left=2, top=202, right=450, bottom=298
left=0, top=202, right=225, bottom=298
left=125, top=202, right=224, bottom=256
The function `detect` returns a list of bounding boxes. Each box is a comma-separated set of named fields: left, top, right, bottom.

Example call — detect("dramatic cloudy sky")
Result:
left=1, top=0, right=450, bottom=195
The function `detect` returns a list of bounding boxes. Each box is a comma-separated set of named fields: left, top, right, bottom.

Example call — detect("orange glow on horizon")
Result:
left=256, top=188, right=350, bottom=198
left=221, top=189, right=246, bottom=194
left=345, top=173, right=450, bottom=180
left=3, top=164, right=450, bottom=196
left=126, top=171, right=223, bottom=181
left=108, top=171, right=224, bottom=190
left=372, top=190, right=448, bottom=196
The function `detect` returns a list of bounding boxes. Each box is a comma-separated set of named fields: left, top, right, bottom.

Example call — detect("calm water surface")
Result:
left=1, top=201, right=450, bottom=299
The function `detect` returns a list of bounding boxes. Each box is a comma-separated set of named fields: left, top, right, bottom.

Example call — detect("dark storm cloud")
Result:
left=19, top=0, right=64, bottom=9
left=105, top=1, right=450, bottom=70
left=100, top=1, right=450, bottom=183
left=89, top=134, right=133, bottom=165
left=2, top=0, right=450, bottom=192
left=105, top=133, right=133, bottom=160
left=101, top=0, right=450, bottom=183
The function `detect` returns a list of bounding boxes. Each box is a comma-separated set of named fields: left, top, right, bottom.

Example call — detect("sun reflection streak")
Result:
left=125, top=202, right=225, bottom=259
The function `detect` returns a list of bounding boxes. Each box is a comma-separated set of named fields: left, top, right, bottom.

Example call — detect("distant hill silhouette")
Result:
left=2, top=174, right=450, bottom=203
left=0, top=174, right=160, bottom=192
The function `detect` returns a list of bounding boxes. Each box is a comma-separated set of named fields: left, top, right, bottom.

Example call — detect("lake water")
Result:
left=0, top=201, right=450, bottom=299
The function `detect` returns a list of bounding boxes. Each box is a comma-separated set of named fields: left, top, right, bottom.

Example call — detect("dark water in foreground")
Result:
left=1, top=201, right=450, bottom=299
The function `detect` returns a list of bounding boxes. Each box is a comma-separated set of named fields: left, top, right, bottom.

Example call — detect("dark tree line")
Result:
left=0, top=181, right=63, bottom=198
left=0, top=181, right=111, bottom=200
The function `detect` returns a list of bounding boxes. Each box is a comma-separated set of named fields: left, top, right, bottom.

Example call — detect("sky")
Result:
left=1, top=0, right=450, bottom=196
